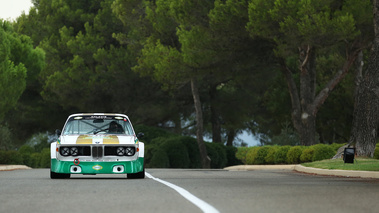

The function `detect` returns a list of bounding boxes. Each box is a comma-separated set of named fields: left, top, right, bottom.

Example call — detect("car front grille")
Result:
left=92, top=146, right=103, bottom=158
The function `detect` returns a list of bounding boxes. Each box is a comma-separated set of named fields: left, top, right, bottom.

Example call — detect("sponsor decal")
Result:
left=76, top=135, right=93, bottom=144
left=103, top=135, right=119, bottom=144
left=92, top=165, right=103, bottom=170
left=75, top=135, right=119, bottom=144
left=74, top=158, right=80, bottom=165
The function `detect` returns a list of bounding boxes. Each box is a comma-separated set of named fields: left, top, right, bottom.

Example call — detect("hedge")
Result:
left=237, top=144, right=349, bottom=165
left=287, top=146, right=303, bottom=164
left=144, top=135, right=240, bottom=169
left=0, top=147, right=50, bottom=168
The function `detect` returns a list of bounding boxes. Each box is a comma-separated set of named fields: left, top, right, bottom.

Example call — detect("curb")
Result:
left=224, top=165, right=379, bottom=179
left=294, top=165, right=379, bottom=179
left=224, top=165, right=296, bottom=171
left=0, top=165, right=32, bottom=171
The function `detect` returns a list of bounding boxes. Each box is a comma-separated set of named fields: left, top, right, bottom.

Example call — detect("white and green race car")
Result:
left=50, top=113, right=145, bottom=179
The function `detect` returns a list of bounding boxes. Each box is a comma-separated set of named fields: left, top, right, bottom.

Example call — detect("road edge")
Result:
left=224, top=164, right=379, bottom=179
left=0, top=165, right=32, bottom=171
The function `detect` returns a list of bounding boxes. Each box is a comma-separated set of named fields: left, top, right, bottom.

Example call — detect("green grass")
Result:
left=302, top=158, right=379, bottom=171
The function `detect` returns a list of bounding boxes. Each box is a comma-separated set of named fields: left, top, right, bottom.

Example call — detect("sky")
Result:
left=0, top=0, right=261, bottom=147
left=0, top=0, right=33, bottom=21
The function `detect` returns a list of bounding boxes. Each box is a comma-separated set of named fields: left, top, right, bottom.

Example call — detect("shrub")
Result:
left=225, top=146, right=242, bottom=167
left=236, top=147, right=250, bottom=164
left=300, top=147, right=314, bottom=163
left=206, top=143, right=227, bottom=168
left=0, top=150, right=23, bottom=165
left=265, top=146, right=278, bottom=164
left=19, top=145, right=35, bottom=167
left=40, top=148, right=51, bottom=168
left=30, top=153, right=42, bottom=168
left=245, top=147, right=260, bottom=165
left=373, top=146, right=379, bottom=160
left=144, top=144, right=158, bottom=167
left=254, top=146, right=271, bottom=165
left=180, top=136, right=201, bottom=168
left=162, top=139, right=190, bottom=168
left=287, top=146, right=303, bottom=164
left=312, top=144, right=335, bottom=161
left=274, top=146, right=291, bottom=164
left=148, top=148, right=170, bottom=168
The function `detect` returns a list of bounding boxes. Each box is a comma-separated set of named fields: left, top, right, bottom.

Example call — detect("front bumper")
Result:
left=51, top=158, right=144, bottom=174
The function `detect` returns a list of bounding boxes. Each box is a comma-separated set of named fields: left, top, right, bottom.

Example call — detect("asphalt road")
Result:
left=0, top=169, right=378, bottom=213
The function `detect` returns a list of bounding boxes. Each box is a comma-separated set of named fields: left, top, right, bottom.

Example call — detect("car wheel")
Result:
left=50, top=170, right=71, bottom=179
left=127, top=168, right=145, bottom=179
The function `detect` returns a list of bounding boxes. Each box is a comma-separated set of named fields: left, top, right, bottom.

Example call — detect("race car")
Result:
left=50, top=113, right=145, bottom=179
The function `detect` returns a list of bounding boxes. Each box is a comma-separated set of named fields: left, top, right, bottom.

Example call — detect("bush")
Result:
left=162, top=138, right=190, bottom=168
left=265, top=146, right=278, bottom=164
left=373, top=146, right=379, bottom=160
left=245, top=147, right=260, bottom=165
left=148, top=148, right=170, bottom=168
left=236, top=147, right=249, bottom=164
left=40, top=148, right=50, bottom=168
left=180, top=136, right=201, bottom=168
left=206, top=143, right=227, bottom=168
left=312, top=144, right=335, bottom=161
left=19, top=145, right=35, bottom=167
left=300, top=147, right=314, bottom=163
left=30, top=153, right=42, bottom=168
left=144, top=144, right=158, bottom=167
left=287, top=146, right=303, bottom=164
left=0, top=150, right=23, bottom=164
left=254, top=146, right=271, bottom=165
left=274, top=146, right=291, bottom=164
left=225, top=146, right=242, bottom=166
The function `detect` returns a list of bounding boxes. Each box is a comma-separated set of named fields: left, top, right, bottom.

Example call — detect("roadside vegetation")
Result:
left=302, top=158, right=379, bottom=171
left=0, top=125, right=242, bottom=169
left=2, top=0, right=379, bottom=168
left=235, top=143, right=379, bottom=166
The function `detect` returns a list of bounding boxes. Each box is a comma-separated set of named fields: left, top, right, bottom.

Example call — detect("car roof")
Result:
left=68, top=113, right=129, bottom=118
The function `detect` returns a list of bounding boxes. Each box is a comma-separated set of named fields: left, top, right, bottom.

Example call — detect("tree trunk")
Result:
left=209, top=85, right=222, bottom=143
left=191, top=78, right=211, bottom=168
left=348, top=0, right=379, bottom=157
left=226, top=128, right=235, bottom=146
left=298, top=45, right=317, bottom=146
left=282, top=44, right=361, bottom=146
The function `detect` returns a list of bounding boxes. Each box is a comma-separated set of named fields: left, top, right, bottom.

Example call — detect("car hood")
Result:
left=59, top=135, right=137, bottom=145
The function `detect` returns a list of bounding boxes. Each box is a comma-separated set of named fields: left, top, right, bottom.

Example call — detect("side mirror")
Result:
left=56, top=129, right=62, bottom=136
left=137, top=132, right=144, bottom=139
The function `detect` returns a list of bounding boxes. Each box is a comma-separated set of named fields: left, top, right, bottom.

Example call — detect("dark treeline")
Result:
left=0, top=0, right=378, bottom=160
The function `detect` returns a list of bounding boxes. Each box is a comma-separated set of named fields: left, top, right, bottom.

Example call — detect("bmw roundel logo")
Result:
left=92, top=165, right=103, bottom=170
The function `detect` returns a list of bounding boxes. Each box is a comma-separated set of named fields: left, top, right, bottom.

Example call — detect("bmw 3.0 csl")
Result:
left=50, top=113, right=145, bottom=179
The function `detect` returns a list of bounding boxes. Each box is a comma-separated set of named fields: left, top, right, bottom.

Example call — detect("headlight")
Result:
left=116, top=147, right=125, bottom=156
left=70, top=147, right=79, bottom=156
left=60, top=147, right=70, bottom=156
left=125, top=147, right=135, bottom=156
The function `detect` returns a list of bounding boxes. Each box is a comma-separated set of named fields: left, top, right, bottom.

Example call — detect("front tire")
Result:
left=50, top=170, right=70, bottom=179
left=127, top=167, right=145, bottom=179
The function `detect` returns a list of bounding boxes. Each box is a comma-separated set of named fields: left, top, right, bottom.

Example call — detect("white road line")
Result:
left=146, top=172, right=220, bottom=213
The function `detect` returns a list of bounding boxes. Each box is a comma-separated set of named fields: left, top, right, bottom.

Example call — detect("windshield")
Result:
left=62, top=115, right=134, bottom=136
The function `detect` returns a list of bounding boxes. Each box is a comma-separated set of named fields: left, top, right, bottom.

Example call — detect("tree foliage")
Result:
left=0, top=0, right=376, bottom=159
left=0, top=20, right=44, bottom=121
